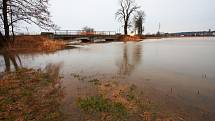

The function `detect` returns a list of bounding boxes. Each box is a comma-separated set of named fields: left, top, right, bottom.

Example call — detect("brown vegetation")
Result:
left=0, top=35, right=66, bottom=53
left=0, top=67, right=63, bottom=121
left=119, top=35, right=143, bottom=42
left=76, top=77, right=160, bottom=121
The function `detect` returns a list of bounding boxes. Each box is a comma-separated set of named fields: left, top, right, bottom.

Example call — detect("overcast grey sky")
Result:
left=48, top=0, right=215, bottom=34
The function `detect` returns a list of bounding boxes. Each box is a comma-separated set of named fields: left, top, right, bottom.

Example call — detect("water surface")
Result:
left=1, top=37, right=215, bottom=120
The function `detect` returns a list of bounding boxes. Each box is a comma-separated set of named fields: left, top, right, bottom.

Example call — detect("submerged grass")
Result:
left=0, top=67, right=63, bottom=121
left=88, top=79, right=101, bottom=85
left=78, top=96, right=128, bottom=120
left=76, top=77, right=160, bottom=121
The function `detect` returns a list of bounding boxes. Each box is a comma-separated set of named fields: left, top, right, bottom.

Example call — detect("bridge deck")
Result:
left=54, top=30, right=116, bottom=36
left=44, top=30, right=120, bottom=41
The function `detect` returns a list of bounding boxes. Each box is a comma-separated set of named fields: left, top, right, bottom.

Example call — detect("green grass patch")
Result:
left=78, top=96, right=128, bottom=120
left=72, top=74, right=80, bottom=78
left=0, top=97, right=15, bottom=105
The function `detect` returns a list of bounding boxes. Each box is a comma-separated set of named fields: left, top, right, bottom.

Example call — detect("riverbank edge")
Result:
left=0, top=68, right=64, bottom=121
left=0, top=35, right=67, bottom=54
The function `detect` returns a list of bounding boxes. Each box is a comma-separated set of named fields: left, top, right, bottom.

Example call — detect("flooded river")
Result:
left=1, top=37, right=215, bottom=120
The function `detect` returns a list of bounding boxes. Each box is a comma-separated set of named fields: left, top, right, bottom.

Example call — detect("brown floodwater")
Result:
left=0, top=37, right=215, bottom=120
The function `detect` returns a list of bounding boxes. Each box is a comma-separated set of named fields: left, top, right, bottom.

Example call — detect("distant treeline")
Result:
left=146, top=31, right=215, bottom=37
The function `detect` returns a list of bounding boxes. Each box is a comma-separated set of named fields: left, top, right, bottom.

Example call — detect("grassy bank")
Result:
left=0, top=67, right=63, bottom=121
left=75, top=77, right=160, bottom=121
left=0, top=35, right=66, bottom=53
left=119, top=35, right=143, bottom=42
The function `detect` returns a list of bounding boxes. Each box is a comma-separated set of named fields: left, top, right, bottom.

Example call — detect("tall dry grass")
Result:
left=3, top=35, right=66, bottom=53
left=119, top=35, right=143, bottom=42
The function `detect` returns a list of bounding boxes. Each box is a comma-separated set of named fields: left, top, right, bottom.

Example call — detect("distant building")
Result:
left=144, top=30, right=215, bottom=37
left=167, top=31, right=215, bottom=37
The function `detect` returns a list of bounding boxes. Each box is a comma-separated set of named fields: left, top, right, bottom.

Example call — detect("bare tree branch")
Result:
left=116, top=0, right=140, bottom=35
left=133, top=10, right=145, bottom=35
left=0, top=0, right=57, bottom=45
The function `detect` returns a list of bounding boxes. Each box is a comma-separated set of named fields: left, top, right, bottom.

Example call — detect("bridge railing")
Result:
left=53, top=30, right=116, bottom=36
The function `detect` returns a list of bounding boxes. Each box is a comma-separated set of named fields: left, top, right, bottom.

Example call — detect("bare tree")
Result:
left=1, top=0, right=9, bottom=45
left=134, top=10, right=145, bottom=35
left=9, top=1, right=15, bottom=42
left=82, top=26, right=94, bottom=33
left=0, top=0, right=56, bottom=46
left=116, top=0, right=140, bottom=35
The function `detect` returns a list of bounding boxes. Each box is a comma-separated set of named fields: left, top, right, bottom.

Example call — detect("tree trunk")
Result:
left=0, top=31, right=5, bottom=47
left=10, top=3, right=15, bottom=42
left=3, top=54, right=11, bottom=72
left=124, top=21, right=128, bottom=35
left=138, top=27, right=142, bottom=35
left=3, top=0, right=10, bottom=43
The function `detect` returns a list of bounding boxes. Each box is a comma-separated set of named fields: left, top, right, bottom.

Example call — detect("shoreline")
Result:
left=0, top=37, right=215, bottom=120
left=143, top=35, right=215, bottom=40
left=0, top=35, right=67, bottom=54
left=0, top=67, right=63, bottom=121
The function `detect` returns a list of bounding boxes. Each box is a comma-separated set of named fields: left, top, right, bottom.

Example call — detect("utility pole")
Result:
left=157, top=22, right=161, bottom=35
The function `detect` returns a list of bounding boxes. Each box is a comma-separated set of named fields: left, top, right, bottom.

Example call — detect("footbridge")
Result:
left=41, top=30, right=120, bottom=42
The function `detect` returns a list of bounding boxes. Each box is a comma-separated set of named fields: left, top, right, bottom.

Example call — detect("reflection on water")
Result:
left=45, top=62, right=63, bottom=81
left=117, top=42, right=142, bottom=75
left=0, top=37, right=215, bottom=120
left=0, top=52, right=22, bottom=71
